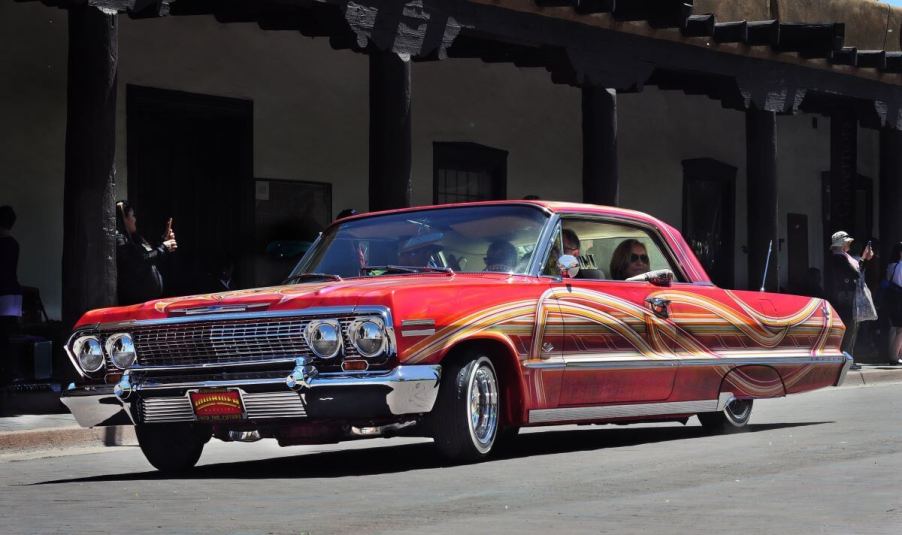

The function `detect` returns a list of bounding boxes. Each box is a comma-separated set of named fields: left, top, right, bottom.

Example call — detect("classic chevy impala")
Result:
left=62, top=201, right=852, bottom=472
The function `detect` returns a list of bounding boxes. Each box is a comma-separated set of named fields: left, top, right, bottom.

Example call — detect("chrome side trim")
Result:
left=529, top=397, right=722, bottom=424
left=835, top=352, right=855, bottom=386
left=401, top=319, right=435, bottom=327
left=524, top=354, right=847, bottom=371
left=401, top=329, right=436, bottom=337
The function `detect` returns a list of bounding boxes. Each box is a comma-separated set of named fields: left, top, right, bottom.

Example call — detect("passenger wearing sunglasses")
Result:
left=610, top=239, right=650, bottom=280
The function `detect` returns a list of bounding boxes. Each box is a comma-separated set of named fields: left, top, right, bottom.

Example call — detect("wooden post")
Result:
left=369, top=50, right=412, bottom=211
left=62, top=5, right=118, bottom=329
left=880, top=128, right=902, bottom=256
left=746, top=108, right=779, bottom=291
left=829, top=108, right=857, bottom=237
left=582, top=87, right=619, bottom=206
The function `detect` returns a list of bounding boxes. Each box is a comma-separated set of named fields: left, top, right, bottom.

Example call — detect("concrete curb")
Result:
left=0, top=425, right=136, bottom=453
left=1, top=369, right=900, bottom=454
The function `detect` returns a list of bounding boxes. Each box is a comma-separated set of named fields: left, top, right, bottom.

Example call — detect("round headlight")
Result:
left=73, top=336, right=105, bottom=373
left=349, top=318, right=386, bottom=358
left=105, top=333, right=137, bottom=370
left=304, top=320, right=342, bottom=359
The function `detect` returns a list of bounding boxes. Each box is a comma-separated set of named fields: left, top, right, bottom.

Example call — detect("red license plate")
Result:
left=190, top=389, right=244, bottom=420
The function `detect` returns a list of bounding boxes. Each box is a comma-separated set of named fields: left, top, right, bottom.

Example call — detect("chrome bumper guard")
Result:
left=834, top=352, right=855, bottom=387
left=61, top=360, right=442, bottom=428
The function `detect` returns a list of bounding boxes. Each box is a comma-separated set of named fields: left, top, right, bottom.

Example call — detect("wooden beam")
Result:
left=746, top=108, right=779, bottom=291
left=830, top=47, right=858, bottom=67
left=775, top=23, right=844, bottom=58
left=582, top=87, right=619, bottom=206
left=62, top=4, right=118, bottom=328
left=682, top=14, right=715, bottom=38
left=828, top=107, right=858, bottom=240
left=712, top=21, right=747, bottom=44
left=745, top=20, right=779, bottom=47
left=856, top=50, right=887, bottom=70
left=369, top=51, right=412, bottom=211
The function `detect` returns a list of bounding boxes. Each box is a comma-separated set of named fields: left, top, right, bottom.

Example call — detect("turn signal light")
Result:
left=341, top=359, right=369, bottom=372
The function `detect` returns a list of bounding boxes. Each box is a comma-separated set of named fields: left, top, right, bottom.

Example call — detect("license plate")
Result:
left=190, top=389, right=244, bottom=420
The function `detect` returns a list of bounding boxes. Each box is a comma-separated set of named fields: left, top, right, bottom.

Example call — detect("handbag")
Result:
left=854, top=277, right=878, bottom=322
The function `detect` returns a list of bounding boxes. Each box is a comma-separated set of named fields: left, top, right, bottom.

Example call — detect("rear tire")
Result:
left=136, top=422, right=211, bottom=473
left=432, top=354, right=500, bottom=462
left=698, top=398, right=753, bottom=432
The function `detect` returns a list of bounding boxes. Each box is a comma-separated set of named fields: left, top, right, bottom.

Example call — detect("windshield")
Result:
left=289, top=205, right=550, bottom=279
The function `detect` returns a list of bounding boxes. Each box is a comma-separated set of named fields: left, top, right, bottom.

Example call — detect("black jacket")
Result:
left=826, top=252, right=863, bottom=324
left=116, top=232, right=168, bottom=305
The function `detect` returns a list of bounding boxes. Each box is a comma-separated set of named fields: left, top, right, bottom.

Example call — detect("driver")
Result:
left=484, top=240, right=518, bottom=272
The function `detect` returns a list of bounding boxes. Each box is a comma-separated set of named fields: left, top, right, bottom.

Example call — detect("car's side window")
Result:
left=554, top=218, right=682, bottom=282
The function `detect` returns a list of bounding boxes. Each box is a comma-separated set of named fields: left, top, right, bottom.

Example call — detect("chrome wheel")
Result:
left=724, top=399, right=753, bottom=425
left=467, top=358, right=499, bottom=453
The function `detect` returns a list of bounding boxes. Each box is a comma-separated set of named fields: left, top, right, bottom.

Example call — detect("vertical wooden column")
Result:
left=62, top=5, right=118, bottom=329
left=369, top=51, right=412, bottom=211
left=746, top=108, right=779, bottom=291
left=581, top=87, right=619, bottom=206
left=880, top=128, right=902, bottom=255
left=829, top=108, right=858, bottom=237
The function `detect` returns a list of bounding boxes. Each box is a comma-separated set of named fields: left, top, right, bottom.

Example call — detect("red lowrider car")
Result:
left=62, top=201, right=852, bottom=472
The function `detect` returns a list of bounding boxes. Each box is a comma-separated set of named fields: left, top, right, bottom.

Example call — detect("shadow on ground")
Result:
left=35, top=420, right=831, bottom=484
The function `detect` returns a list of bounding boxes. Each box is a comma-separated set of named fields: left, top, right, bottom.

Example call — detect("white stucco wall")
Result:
left=0, top=3, right=884, bottom=319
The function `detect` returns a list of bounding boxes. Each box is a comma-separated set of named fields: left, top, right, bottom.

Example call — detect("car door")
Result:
left=549, top=218, right=682, bottom=406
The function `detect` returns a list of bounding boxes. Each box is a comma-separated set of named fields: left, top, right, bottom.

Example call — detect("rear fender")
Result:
left=719, top=365, right=787, bottom=399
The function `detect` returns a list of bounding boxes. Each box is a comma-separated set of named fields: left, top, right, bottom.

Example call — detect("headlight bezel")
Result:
left=104, top=333, right=137, bottom=370
left=72, top=335, right=105, bottom=374
left=304, top=319, right=343, bottom=359
left=348, top=318, right=387, bottom=358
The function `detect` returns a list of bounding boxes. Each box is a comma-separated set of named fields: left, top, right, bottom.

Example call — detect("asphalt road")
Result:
left=2, top=383, right=901, bottom=535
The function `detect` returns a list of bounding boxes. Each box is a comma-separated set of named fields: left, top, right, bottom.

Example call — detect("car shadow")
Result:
left=34, top=420, right=831, bottom=484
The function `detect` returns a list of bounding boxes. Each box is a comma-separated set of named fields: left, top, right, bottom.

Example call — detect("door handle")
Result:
left=645, top=297, right=671, bottom=319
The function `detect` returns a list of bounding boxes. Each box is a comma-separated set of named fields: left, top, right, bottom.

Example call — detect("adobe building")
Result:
left=3, top=0, right=902, bottom=354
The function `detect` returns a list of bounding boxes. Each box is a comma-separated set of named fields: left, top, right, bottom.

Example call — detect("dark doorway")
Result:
left=127, top=86, right=254, bottom=297
left=433, top=142, right=507, bottom=204
left=787, top=213, right=809, bottom=292
left=681, top=158, right=736, bottom=288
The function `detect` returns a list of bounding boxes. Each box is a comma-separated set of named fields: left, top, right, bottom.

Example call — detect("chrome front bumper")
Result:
left=61, top=363, right=442, bottom=428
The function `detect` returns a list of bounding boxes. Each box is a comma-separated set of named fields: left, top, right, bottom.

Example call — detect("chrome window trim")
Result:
left=550, top=212, right=692, bottom=283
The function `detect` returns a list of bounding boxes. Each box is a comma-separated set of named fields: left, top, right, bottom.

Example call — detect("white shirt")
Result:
left=887, top=262, right=902, bottom=286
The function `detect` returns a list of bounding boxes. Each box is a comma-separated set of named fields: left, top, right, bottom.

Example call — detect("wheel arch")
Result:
left=440, top=337, right=528, bottom=428
left=719, top=364, right=787, bottom=399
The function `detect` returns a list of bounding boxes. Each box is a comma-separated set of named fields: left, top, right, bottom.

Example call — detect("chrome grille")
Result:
left=132, top=316, right=359, bottom=367
left=243, top=392, right=306, bottom=419
left=138, top=391, right=307, bottom=423
left=140, top=397, right=195, bottom=423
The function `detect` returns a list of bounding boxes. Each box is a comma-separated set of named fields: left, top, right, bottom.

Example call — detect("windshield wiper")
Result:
left=361, top=265, right=454, bottom=276
left=283, top=272, right=343, bottom=284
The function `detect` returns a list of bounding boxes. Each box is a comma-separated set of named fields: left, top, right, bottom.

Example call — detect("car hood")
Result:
left=74, top=273, right=542, bottom=327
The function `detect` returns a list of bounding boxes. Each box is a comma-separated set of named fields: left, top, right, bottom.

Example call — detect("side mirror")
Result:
left=626, top=269, right=673, bottom=287
left=558, top=254, right=580, bottom=279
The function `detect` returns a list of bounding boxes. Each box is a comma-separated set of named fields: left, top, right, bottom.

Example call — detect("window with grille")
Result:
left=433, top=142, right=507, bottom=204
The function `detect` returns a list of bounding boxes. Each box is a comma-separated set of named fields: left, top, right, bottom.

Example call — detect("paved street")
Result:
left=2, top=383, right=901, bottom=534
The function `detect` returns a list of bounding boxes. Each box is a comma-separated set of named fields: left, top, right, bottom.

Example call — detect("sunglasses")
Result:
left=630, top=253, right=650, bottom=264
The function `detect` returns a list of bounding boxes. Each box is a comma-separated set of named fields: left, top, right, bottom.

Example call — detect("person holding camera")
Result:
left=826, top=231, right=874, bottom=366
left=115, top=200, right=177, bottom=305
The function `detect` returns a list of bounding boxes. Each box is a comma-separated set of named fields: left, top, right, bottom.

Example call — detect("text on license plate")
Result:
left=190, top=389, right=244, bottom=419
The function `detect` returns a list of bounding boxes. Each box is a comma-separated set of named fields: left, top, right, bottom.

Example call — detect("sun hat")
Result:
left=830, top=230, right=854, bottom=248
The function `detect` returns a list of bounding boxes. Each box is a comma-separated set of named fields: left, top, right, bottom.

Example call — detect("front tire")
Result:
left=698, top=398, right=753, bottom=432
left=136, top=422, right=212, bottom=473
left=432, top=354, right=500, bottom=462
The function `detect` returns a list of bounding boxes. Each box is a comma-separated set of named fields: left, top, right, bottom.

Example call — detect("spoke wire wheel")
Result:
left=466, top=358, right=499, bottom=454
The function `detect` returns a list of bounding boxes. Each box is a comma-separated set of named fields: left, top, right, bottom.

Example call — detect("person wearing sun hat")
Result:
left=826, top=230, right=874, bottom=369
